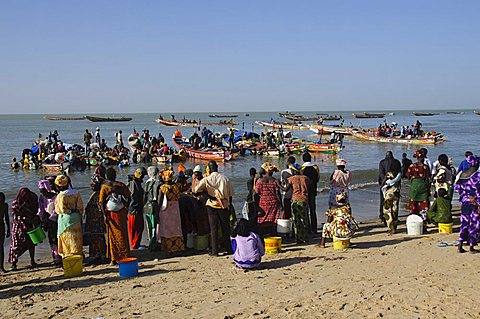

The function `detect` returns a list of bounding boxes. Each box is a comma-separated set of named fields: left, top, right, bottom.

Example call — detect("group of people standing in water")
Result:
left=1, top=147, right=480, bottom=272
left=378, top=148, right=480, bottom=253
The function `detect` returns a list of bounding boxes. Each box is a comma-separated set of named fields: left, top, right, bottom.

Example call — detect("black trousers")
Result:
left=308, top=195, right=317, bottom=232
left=283, top=198, right=292, bottom=219
left=207, top=206, right=232, bottom=255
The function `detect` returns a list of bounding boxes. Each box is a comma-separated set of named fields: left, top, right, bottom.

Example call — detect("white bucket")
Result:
left=406, top=214, right=424, bottom=236
left=186, top=233, right=196, bottom=249
left=277, top=219, right=292, bottom=234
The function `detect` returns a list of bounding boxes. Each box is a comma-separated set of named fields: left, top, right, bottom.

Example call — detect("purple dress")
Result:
left=455, top=168, right=480, bottom=247
left=231, top=232, right=265, bottom=269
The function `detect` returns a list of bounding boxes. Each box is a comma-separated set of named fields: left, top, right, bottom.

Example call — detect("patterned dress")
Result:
left=322, top=204, right=357, bottom=239
left=158, top=182, right=185, bottom=252
left=85, top=191, right=106, bottom=257
left=406, top=163, right=431, bottom=214
left=255, top=178, right=281, bottom=235
left=455, top=170, right=480, bottom=247
left=55, top=189, right=84, bottom=258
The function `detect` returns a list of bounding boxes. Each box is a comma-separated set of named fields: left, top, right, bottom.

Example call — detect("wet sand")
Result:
left=1, top=212, right=478, bottom=319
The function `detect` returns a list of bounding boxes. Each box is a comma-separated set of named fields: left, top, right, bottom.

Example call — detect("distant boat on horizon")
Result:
left=352, top=112, right=385, bottom=119
left=208, top=114, right=238, bottom=118
left=44, top=115, right=85, bottom=121
left=413, top=112, right=440, bottom=116
left=84, top=115, right=132, bottom=122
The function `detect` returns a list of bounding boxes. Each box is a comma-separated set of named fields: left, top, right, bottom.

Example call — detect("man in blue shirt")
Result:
left=458, top=151, right=473, bottom=173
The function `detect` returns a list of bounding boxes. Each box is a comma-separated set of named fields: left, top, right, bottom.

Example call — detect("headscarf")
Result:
left=12, top=187, right=39, bottom=219
left=466, top=155, right=480, bottom=167
left=134, top=168, right=144, bottom=179
left=289, top=163, right=301, bottom=173
left=55, top=175, right=69, bottom=188
left=412, top=150, right=424, bottom=159
left=261, top=162, right=280, bottom=173
left=336, top=158, right=347, bottom=166
left=161, top=168, right=174, bottom=182
left=193, top=165, right=202, bottom=173
left=38, top=180, right=52, bottom=192
left=147, top=166, right=159, bottom=183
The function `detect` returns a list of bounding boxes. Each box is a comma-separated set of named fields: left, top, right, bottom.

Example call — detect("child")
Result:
left=426, top=188, right=452, bottom=225
left=231, top=219, right=264, bottom=270
left=0, top=192, right=11, bottom=272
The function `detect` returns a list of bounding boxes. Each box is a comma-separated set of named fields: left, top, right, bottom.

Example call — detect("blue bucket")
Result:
left=118, top=258, right=138, bottom=278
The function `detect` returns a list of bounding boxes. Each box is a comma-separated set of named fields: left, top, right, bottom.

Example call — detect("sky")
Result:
left=0, top=1, right=479, bottom=114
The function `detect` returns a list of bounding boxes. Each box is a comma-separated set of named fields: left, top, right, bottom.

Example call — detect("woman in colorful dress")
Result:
left=406, top=150, right=431, bottom=215
left=254, top=162, right=282, bottom=237
left=328, top=158, right=352, bottom=208
left=285, top=164, right=311, bottom=243
left=99, top=167, right=131, bottom=264
left=85, top=175, right=107, bottom=262
left=455, top=155, right=480, bottom=253
left=157, top=168, right=184, bottom=253
left=37, top=179, right=61, bottom=266
left=8, top=188, right=39, bottom=270
left=55, top=175, right=84, bottom=258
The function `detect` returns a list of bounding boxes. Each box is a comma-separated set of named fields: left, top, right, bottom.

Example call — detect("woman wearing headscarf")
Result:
left=8, top=188, right=39, bottom=270
left=254, top=162, right=282, bottom=237
left=285, top=163, right=311, bottom=243
left=55, top=175, right=84, bottom=258
left=157, top=167, right=184, bottom=253
left=38, top=179, right=61, bottom=266
left=128, top=168, right=146, bottom=249
left=144, top=166, right=160, bottom=250
left=85, top=174, right=106, bottom=262
left=455, top=155, right=480, bottom=253
left=406, top=150, right=431, bottom=215
left=99, top=167, right=131, bottom=263
left=328, top=158, right=352, bottom=208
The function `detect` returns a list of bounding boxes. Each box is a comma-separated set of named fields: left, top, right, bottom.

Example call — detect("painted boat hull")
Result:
left=173, top=137, right=233, bottom=162
left=85, top=116, right=132, bottom=122
left=350, top=131, right=444, bottom=145
left=255, top=121, right=309, bottom=130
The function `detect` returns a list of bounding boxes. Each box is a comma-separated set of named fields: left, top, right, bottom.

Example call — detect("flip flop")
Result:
left=437, top=242, right=450, bottom=247
left=451, top=240, right=460, bottom=246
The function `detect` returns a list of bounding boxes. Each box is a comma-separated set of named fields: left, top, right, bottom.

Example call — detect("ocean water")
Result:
left=0, top=110, right=477, bottom=261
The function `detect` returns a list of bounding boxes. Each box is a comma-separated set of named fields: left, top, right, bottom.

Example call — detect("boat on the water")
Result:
left=304, top=142, right=341, bottom=154
left=473, top=110, right=480, bottom=115
left=44, top=116, right=85, bottom=121
left=446, top=111, right=464, bottom=114
left=172, top=135, right=234, bottom=162
left=85, top=115, right=132, bottom=122
left=350, top=129, right=444, bottom=145
left=156, top=118, right=236, bottom=127
left=352, top=112, right=385, bottom=119
left=318, top=115, right=342, bottom=121
left=307, top=124, right=351, bottom=135
left=281, top=114, right=319, bottom=121
left=413, top=112, right=440, bottom=116
left=208, top=114, right=238, bottom=118
left=255, top=121, right=309, bottom=130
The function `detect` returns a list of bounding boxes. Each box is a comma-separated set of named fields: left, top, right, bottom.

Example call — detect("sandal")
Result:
left=8, top=264, right=17, bottom=272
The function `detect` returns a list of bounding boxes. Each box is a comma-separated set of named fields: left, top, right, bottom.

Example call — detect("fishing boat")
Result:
left=172, top=136, right=234, bottom=162
left=304, top=143, right=341, bottom=154
left=208, top=114, right=238, bottom=118
left=352, top=112, right=385, bottom=119
left=473, top=110, right=480, bottom=115
left=412, top=112, right=440, bottom=116
left=318, top=115, right=342, bottom=121
left=44, top=116, right=85, bottom=121
left=350, top=129, right=445, bottom=145
left=446, top=111, right=464, bottom=114
left=255, top=121, right=309, bottom=130
left=42, top=163, right=63, bottom=171
left=85, top=115, right=132, bottom=122
left=281, top=114, right=319, bottom=121
left=156, top=119, right=199, bottom=127
left=306, top=124, right=351, bottom=135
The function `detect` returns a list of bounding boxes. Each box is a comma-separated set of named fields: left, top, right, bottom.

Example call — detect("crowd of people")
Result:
left=378, top=148, right=480, bottom=253
left=1, top=146, right=479, bottom=273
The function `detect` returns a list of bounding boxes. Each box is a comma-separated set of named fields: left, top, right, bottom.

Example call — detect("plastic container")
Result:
left=276, top=219, right=292, bottom=234
left=194, top=234, right=209, bottom=251
left=27, top=226, right=46, bottom=244
left=118, top=258, right=139, bottom=278
left=333, top=237, right=350, bottom=250
left=406, top=214, right=424, bottom=235
left=186, top=233, right=196, bottom=249
left=63, top=255, right=83, bottom=277
left=438, top=223, right=453, bottom=234
left=264, top=236, right=282, bottom=254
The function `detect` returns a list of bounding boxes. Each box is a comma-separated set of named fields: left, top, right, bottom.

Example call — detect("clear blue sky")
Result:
left=1, top=1, right=479, bottom=114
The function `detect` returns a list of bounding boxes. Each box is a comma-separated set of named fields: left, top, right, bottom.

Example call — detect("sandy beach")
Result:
left=1, top=211, right=478, bottom=319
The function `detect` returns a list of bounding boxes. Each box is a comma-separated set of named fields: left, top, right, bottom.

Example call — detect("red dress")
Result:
left=255, top=178, right=281, bottom=225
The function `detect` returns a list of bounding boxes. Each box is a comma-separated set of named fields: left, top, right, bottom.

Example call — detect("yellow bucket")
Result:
left=438, top=223, right=453, bottom=234
left=264, top=237, right=282, bottom=254
left=63, top=255, right=83, bottom=277
left=333, top=237, right=350, bottom=250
